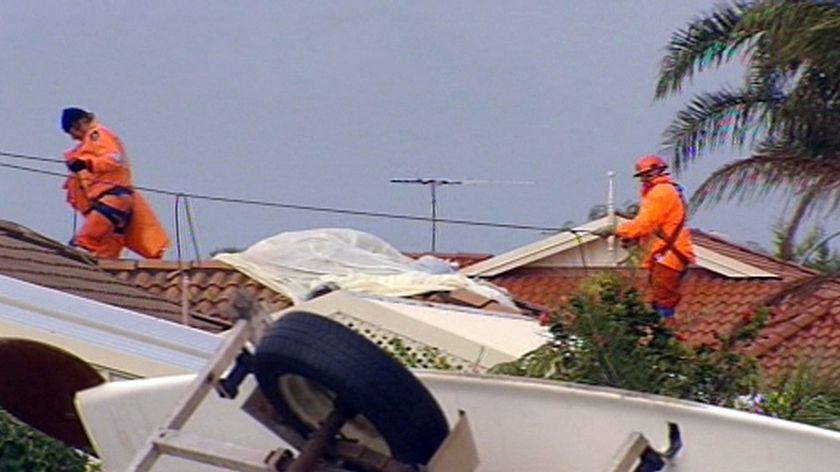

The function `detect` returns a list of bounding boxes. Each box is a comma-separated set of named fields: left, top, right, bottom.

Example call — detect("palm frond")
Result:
left=662, top=88, right=770, bottom=172
left=655, top=2, right=753, bottom=98
left=660, top=0, right=840, bottom=233
left=762, top=142, right=840, bottom=215
left=737, top=1, right=840, bottom=67
left=689, top=152, right=840, bottom=211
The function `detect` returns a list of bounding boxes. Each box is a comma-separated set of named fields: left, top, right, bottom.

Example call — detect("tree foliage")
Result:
left=491, top=272, right=840, bottom=428
left=771, top=219, right=840, bottom=271
left=0, top=409, right=96, bottom=472
left=656, top=0, right=840, bottom=259
left=492, top=272, right=760, bottom=406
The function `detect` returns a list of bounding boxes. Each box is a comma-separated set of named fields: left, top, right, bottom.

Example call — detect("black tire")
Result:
left=253, top=311, right=449, bottom=465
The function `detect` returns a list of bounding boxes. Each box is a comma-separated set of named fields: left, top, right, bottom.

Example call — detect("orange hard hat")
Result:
left=633, top=155, right=668, bottom=177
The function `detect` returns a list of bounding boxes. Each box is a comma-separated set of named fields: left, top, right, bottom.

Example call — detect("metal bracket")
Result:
left=604, top=422, right=682, bottom=472
left=217, top=350, right=254, bottom=399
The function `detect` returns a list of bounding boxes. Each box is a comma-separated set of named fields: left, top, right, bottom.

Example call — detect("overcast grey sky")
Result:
left=0, top=1, right=797, bottom=258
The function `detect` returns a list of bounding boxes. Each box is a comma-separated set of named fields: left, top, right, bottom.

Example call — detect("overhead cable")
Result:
left=0, top=151, right=563, bottom=233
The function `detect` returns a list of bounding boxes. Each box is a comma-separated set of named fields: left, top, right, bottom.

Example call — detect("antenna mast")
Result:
left=606, top=171, right=617, bottom=265
left=389, top=178, right=461, bottom=252
left=389, top=177, right=533, bottom=252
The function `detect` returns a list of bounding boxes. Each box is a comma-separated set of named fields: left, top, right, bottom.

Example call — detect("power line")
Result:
left=0, top=151, right=58, bottom=163
left=0, top=151, right=562, bottom=234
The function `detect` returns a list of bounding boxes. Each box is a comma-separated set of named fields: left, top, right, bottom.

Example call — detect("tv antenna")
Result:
left=389, top=178, right=534, bottom=252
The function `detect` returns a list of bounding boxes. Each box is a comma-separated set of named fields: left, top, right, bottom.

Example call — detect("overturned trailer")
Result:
left=76, top=298, right=840, bottom=471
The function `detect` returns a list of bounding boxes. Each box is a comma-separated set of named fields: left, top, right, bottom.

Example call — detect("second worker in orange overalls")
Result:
left=615, top=155, right=696, bottom=327
left=61, top=107, right=138, bottom=258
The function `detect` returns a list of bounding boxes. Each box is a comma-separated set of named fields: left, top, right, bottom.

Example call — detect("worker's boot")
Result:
left=654, top=304, right=687, bottom=341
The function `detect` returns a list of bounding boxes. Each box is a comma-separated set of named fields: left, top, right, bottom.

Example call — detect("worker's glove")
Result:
left=66, top=159, right=87, bottom=173
left=620, top=237, right=640, bottom=249
left=590, top=225, right=615, bottom=238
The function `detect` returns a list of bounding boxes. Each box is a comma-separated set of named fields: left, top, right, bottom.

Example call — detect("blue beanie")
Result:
left=61, top=107, right=90, bottom=132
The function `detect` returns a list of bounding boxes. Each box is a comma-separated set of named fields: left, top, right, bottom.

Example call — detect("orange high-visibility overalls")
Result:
left=63, top=123, right=134, bottom=258
left=616, top=174, right=696, bottom=318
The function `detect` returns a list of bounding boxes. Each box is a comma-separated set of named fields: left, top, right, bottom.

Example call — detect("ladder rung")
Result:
left=154, top=429, right=289, bottom=472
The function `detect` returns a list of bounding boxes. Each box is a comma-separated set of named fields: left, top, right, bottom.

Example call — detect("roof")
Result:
left=461, top=216, right=779, bottom=278
left=98, top=259, right=293, bottom=324
left=8, top=217, right=836, bottom=378
left=477, top=227, right=839, bottom=377
left=100, top=258, right=534, bottom=318
left=0, top=220, right=225, bottom=332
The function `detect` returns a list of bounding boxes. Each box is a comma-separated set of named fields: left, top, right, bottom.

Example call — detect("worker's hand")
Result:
left=590, top=225, right=615, bottom=238
left=619, top=237, right=640, bottom=249
left=66, top=159, right=87, bottom=173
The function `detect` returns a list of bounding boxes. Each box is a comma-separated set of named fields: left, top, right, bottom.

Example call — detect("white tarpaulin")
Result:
left=214, top=228, right=515, bottom=305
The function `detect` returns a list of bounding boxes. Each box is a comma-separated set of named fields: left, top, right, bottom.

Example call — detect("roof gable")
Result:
left=461, top=216, right=781, bottom=279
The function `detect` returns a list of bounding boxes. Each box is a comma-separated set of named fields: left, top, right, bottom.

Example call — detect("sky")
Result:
left=0, top=1, right=802, bottom=259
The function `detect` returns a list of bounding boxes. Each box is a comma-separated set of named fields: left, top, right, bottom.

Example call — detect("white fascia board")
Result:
left=460, top=217, right=619, bottom=277
left=694, top=246, right=779, bottom=278
left=0, top=274, right=220, bottom=376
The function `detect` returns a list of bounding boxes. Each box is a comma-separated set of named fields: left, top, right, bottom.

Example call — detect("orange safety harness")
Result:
left=651, top=182, right=691, bottom=270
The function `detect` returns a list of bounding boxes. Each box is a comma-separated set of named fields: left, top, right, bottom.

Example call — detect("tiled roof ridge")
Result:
left=99, top=266, right=234, bottom=330
left=98, top=257, right=292, bottom=326
left=97, top=258, right=235, bottom=271
left=691, top=228, right=818, bottom=276
left=0, top=219, right=95, bottom=265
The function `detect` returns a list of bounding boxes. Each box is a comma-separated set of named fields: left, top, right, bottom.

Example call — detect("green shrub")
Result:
left=0, top=409, right=95, bottom=472
left=491, top=272, right=760, bottom=407
left=739, top=359, right=840, bottom=430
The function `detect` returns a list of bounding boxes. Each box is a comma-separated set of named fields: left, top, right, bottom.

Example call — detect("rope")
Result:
left=173, top=194, right=184, bottom=262
left=182, top=196, right=201, bottom=261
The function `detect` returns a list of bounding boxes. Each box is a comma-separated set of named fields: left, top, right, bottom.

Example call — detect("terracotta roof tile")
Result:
left=99, top=259, right=292, bottom=323
left=102, top=251, right=523, bottom=324
left=0, top=220, right=226, bottom=332
left=421, top=288, right=524, bottom=315
left=478, top=234, right=840, bottom=378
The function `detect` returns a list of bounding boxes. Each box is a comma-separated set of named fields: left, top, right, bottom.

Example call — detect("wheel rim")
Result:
left=277, top=374, right=391, bottom=456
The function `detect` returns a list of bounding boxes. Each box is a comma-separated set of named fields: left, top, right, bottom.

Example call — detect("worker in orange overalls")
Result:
left=599, top=155, right=696, bottom=327
left=61, top=107, right=168, bottom=259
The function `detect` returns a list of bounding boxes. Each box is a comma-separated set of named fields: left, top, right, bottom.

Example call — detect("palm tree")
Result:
left=656, top=0, right=840, bottom=260
left=771, top=219, right=840, bottom=271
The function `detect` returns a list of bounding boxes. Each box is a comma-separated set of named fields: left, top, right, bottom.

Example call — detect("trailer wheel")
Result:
left=253, top=311, right=449, bottom=465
